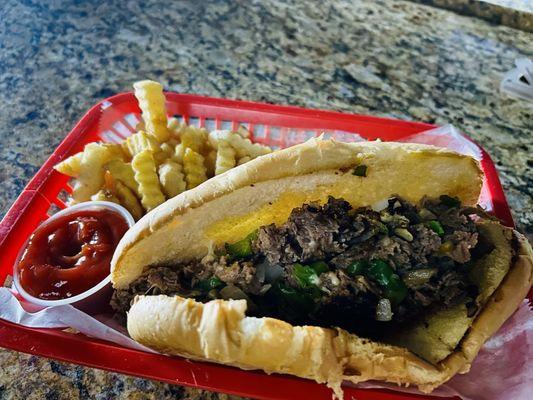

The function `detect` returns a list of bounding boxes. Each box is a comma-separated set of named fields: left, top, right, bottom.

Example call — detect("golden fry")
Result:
left=115, top=180, right=143, bottom=220
left=101, top=143, right=127, bottom=160
left=91, top=189, right=119, bottom=203
left=105, top=159, right=140, bottom=197
left=54, top=152, right=83, bottom=177
left=160, top=142, right=175, bottom=157
left=126, top=131, right=160, bottom=157
left=55, top=142, right=124, bottom=178
left=167, top=117, right=184, bottom=139
left=183, top=148, right=207, bottom=189
left=236, top=125, right=251, bottom=138
left=72, top=143, right=114, bottom=203
left=103, top=170, right=115, bottom=190
left=181, top=126, right=207, bottom=154
left=158, top=160, right=186, bottom=199
left=153, top=150, right=170, bottom=166
left=133, top=80, right=170, bottom=142
left=208, top=130, right=271, bottom=158
left=173, top=143, right=184, bottom=163
left=132, top=150, right=165, bottom=211
left=215, top=140, right=236, bottom=175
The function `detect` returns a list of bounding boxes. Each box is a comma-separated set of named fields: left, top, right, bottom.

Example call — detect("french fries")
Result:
left=215, top=140, right=236, bottom=175
left=158, top=160, right=186, bottom=198
left=55, top=142, right=125, bottom=178
left=160, top=142, right=175, bottom=157
left=236, top=125, right=251, bottom=138
left=208, top=129, right=271, bottom=158
left=132, top=150, right=165, bottom=211
left=180, top=126, right=207, bottom=154
left=183, top=148, right=207, bottom=189
left=125, top=131, right=160, bottom=157
left=105, top=159, right=140, bottom=197
left=133, top=80, right=170, bottom=142
left=115, top=180, right=143, bottom=220
left=55, top=79, right=273, bottom=218
left=72, top=143, right=115, bottom=203
left=55, top=152, right=83, bottom=177
left=237, top=156, right=251, bottom=165
left=91, top=189, right=119, bottom=203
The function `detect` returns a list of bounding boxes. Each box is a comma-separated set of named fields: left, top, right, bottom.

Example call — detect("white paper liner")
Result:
left=0, top=288, right=155, bottom=353
left=500, top=58, right=533, bottom=102
left=1, top=124, right=530, bottom=398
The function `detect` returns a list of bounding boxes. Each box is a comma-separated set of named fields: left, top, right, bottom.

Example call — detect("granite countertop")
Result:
left=0, top=0, right=531, bottom=398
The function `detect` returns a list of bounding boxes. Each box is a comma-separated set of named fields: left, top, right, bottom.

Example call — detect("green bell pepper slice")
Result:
left=225, top=230, right=258, bottom=259
left=427, top=220, right=444, bottom=236
left=309, top=261, right=329, bottom=275
left=195, top=276, right=224, bottom=292
left=367, top=259, right=408, bottom=305
left=293, top=263, right=320, bottom=287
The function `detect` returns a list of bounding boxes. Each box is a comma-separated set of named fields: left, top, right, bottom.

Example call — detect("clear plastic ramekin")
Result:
left=12, top=201, right=134, bottom=314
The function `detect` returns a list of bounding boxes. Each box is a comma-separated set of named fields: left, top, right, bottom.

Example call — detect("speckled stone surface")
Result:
left=0, top=0, right=532, bottom=398
left=0, top=351, right=243, bottom=400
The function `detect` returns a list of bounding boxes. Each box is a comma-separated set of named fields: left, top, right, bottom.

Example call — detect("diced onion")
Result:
left=376, top=298, right=393, bottom=321
left=394, top=228, right=413, bottom=242
left=372, top=199, right=389, bottom=212
left=403, top=268, right=437, bottom=287
left=326, top=272, right=340, bottom=286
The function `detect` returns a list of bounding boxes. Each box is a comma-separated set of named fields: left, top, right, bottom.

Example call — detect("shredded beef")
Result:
left=110, top=266, right=189, bottom=320
left=255, top=198, right=356, bottom=264
left=213, top=259, right=262, bottom=294
left=409, top=225, right=442, bottom=266
left=112, top=195, right=488, bottom=337
left=255, top=225, right=299, bottom=264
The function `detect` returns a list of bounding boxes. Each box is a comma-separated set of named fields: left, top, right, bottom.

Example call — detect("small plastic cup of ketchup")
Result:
left=13, top=201, right=134, bottom=314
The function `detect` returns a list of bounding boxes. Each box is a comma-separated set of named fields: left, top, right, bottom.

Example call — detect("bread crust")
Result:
left=127, top=228, right=532, bottom=397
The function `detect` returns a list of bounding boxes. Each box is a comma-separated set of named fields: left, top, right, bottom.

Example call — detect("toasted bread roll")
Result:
left=111, top=139, right=532, bottom=398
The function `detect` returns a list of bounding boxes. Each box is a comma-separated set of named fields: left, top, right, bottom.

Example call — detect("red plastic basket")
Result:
left=0, top=93, right=514, bottom=400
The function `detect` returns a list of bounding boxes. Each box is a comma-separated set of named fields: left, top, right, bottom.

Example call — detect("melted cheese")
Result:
left=204, top=177, right=367, bottom=245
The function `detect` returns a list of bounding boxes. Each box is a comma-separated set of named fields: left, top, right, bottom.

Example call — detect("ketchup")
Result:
left=17, top=208, right=129, bottom=300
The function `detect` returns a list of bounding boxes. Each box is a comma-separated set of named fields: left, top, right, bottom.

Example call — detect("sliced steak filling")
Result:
left=112, top=195, right=488, bottom=338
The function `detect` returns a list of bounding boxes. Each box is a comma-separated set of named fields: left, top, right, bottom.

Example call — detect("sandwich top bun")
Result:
left=111, top=139, right=482, bottom=288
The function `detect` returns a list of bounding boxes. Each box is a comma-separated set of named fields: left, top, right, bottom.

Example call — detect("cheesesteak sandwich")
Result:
left=110, top=139, right=532, bottom=398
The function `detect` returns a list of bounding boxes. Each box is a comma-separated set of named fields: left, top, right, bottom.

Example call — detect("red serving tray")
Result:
left=0, top=93, right=514, bottom=400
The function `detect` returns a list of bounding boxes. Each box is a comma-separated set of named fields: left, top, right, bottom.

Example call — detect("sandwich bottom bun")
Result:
left=127, top=225, right=532, bottom=399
